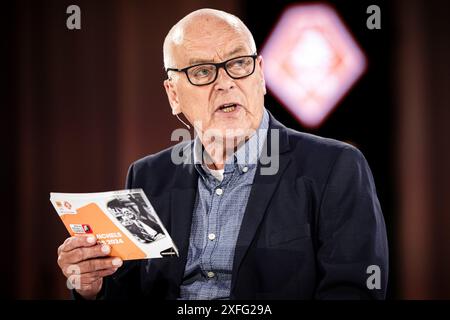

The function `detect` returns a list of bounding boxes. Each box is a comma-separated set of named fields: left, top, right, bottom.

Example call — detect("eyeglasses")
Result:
left=166, top=54, right=258, bottom=86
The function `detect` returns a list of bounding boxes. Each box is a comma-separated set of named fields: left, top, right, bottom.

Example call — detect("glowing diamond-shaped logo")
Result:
left=261, top=4, right=367, bottom=128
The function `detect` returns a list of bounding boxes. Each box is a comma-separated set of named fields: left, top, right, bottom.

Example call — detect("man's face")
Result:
left=164, top=21, right=266, bottom=143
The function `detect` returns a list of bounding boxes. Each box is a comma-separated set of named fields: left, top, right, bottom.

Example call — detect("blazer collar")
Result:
left=230, top=112, right=292, bottom=294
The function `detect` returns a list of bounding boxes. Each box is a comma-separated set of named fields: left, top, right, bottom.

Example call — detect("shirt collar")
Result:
left=193, top=107, right=269, bottom=176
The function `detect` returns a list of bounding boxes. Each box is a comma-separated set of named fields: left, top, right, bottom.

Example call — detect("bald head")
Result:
left=163, top=8, right=257, bottom=69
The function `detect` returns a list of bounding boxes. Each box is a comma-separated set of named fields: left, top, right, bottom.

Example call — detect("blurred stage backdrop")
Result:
left=3, top=0, right=450, bottom=299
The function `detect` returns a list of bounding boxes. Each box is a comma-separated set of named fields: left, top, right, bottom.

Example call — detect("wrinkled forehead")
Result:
left=172, top=21, right=254, bottom=67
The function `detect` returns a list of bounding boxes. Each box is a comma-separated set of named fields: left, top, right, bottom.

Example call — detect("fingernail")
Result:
left=112, top=258, right=122, bottom=267
left=101, top=245, right=110, bottom=254
left=87, top=236, right=96, bottom=244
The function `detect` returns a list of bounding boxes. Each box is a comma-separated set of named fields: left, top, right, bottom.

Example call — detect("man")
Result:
left=56, top=8, right=388, bottom=300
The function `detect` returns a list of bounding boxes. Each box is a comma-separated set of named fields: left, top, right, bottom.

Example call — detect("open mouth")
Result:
left=217, top=103, right=239, bottom=113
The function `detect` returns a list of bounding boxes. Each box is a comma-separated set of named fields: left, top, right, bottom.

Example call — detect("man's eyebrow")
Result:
left=188, top=46, right=249, bottom=65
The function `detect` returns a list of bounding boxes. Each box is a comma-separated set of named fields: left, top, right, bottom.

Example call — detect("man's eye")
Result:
left=230, top=59, right=247, bottom=68
left=192, top=67, right=211, bottom=78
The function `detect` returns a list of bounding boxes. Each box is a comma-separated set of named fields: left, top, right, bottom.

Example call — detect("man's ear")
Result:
left=257, top=56, right=267, bottom=95
left=164, top=79, right=181, bottom=115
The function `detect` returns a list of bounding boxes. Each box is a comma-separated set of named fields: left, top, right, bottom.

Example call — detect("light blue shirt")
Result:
left=179, top=108, right=269, bottom=299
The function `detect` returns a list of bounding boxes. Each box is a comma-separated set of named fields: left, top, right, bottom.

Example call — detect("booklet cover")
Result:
left=50, top=189, right=178, bottom=260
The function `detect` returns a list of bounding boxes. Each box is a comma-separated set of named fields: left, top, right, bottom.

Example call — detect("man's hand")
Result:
left=57, top=235, right=123, bottom=300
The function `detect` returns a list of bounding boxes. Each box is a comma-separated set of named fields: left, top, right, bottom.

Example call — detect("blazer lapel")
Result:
left=231, top=114, right=291, bottom=293
left=169, top=143, right=198, bottom=287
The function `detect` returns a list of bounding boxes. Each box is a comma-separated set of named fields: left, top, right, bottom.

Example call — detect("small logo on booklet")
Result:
left=55, top=200, right=76, bottom=214
left=64, top=201, right=72, bottom=210
left=70, top=224, right=93, bottom=234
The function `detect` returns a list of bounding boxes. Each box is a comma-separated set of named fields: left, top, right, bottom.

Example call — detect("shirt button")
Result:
left=242, top=166, right=248, bottom=173
left=215, top=188, right=223, bottom=196
left=207, top=271, right=215, bottom=278
left=208, top=233, right=216, bottom=241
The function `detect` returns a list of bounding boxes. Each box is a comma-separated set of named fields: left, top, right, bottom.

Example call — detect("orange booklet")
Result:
left=50, top=189, right=178, bottom=260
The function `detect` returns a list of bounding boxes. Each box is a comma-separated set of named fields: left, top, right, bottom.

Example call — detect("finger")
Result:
left=57, top=243, right=64, bottom=256
left=58, top=236, right=77, bottom=255
left=74, top=257, right=123, bottom=274
left=62, top=244, right=111, bottom=264
left=61, top=235, right=97, bottom=252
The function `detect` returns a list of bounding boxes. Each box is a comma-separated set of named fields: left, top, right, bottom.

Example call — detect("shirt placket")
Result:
left=200, top=168, right=234, bottom=281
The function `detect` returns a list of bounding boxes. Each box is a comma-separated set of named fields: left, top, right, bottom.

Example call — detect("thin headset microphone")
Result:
left=175, top=113, right=191, bottom=129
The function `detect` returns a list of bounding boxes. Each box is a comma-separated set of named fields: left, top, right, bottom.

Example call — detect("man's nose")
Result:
left=214, top=67, right=235, bottom=91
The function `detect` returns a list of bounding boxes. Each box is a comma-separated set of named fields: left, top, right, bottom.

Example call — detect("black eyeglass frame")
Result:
left=165, top=54, right=258, bottom=86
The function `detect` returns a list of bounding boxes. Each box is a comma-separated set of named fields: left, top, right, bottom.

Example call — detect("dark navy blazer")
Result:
left=97, top=113, right=389, bottom=300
